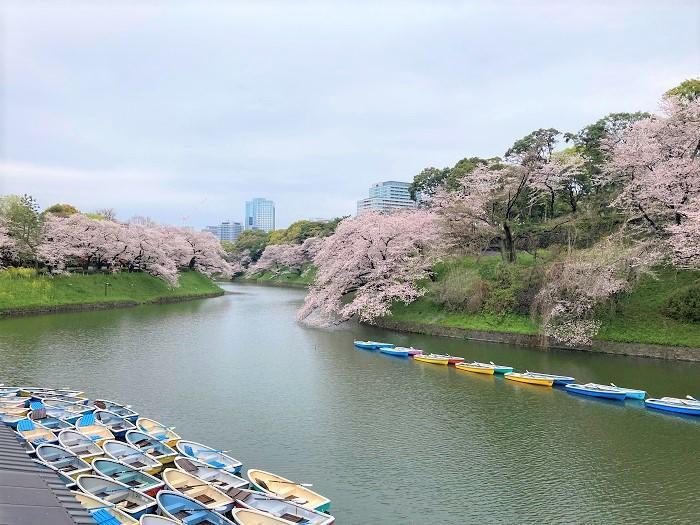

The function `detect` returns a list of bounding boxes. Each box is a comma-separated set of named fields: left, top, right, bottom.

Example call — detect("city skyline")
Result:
left=1, top=2, right=697, bottom=228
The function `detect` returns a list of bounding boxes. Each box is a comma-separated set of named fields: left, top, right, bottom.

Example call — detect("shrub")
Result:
left=663, top=286, right=700, bottom=323
left=0, top=267, right=37, bottom=279
left=431, top=267, right=488, bottom=313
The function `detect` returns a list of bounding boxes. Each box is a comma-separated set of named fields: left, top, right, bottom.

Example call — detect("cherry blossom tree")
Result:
left=668, top=198, right=700, bottom=269
left=250, top=236, right=324, bottom=276
left=297, top=210, right=442, bottom=325
left=170, top=228, right=233, bottom=278
left=528, top=150, right=585, bottom=215
left=601, top=96, right=700, bottom=233
left=0, top=225, right=16, bottom=267
left=533, top=239, right=661, bottom=346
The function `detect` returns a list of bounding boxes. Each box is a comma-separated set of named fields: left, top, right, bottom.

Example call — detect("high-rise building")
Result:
left=203, top=220, right=242, bottom=242
left=245, top=198, right=275, bottom=232
left=356, top=181, right=416, bottom=215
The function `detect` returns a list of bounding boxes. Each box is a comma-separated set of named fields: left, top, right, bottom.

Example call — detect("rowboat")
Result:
left=95, top=399, right=140, bottom=423
left=230, top=488, right=334, bottom=524
left=353, top=340, right=394, bottom=350
left=174, top=456, right=249, bottom=493
left=455, top=362, right=495, bottom=375
left=28, top=402, right=73, bottom=431
left=95, top=409, right=137, bottom=439
left=434, top=354, right=465, bottom=365
left=0, top=397, right=26, bottom=408
left=523, top=372, right=575, bottom=386
left=103, top=439, right=164, bottom=475
left=601, top=383, right=647, bottom=400
left=136, top=417, right=181, bottom=448
left=93, top=458, right=165, bottom=497
left=248, top=468, right=331, bottom=512
left=139, top=515, right=181, bottom=525
left=35, top=443, right=91, bottom=486
left=379, top=346, right=410, bottom=357
left=16, top=418, right=58, bottom=446
left=0, top=406, right=30, bottom=428
left=58, top=429, right=104, bottom=463
left=407, top=348, right=423, bottom=356
left=176, top=439, right=243, bottom=474
left=565, top=383, right=627, bottom=401
left=75, top=412, right=115, bottom=444
left=43, top=400, right=93, bottom=424
left=126, top=430, right=178, bottom=465
left=479, top=361, right=513, bottom=374
left=76, top=474, right=157, bottom=519
left=504, top=372, right=554, bottom=387
left=412, top=353, right=449, bottom=365
left=162, top=467, right=236, bottom=511
left=156, top=491, right=236, bottom=525
left=231, top=508, right=295, bottom=525
left=645, top=396, right=700, bottom=416
left=72, top=490, right=139, bottom=524
left=37, top=393, right=90, bottom=406
left=0, top=387, right=20, bottom=397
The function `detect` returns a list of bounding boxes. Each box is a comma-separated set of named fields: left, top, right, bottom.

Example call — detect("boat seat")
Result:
left=183, top=511, right=209, bottom=524
left=208, top=460, right=226, bottom=468
left=225, top=488, right=248, bottom=500
left=153, top=432, right=169, bottom=440
left=178, top=459, right=198, bottom=473
left=280, top=514, right=306, bottom=523
left=17, top=419, right=35, bottom=432
left=78, top=413, right=95, bottom=427
left=90, top=508, right=121, bottom=525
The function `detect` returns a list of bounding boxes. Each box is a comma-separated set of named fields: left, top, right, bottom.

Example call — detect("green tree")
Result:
left=665, top=78, right=700, bottom=101
left=0, top=194, right=43, bottom=266
left=230, top=229, right=269, bottom=260
left=44, top=203, right=80, bottom=217
left=409, top=158, right=493, bottom=200
left=268, top=218, right=343, bottom=245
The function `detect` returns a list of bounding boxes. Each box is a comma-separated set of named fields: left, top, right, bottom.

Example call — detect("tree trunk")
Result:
left=502, top=222, right=516, bottom=263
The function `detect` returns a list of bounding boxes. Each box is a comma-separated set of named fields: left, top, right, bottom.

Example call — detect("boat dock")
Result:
left=0, top=424, right=91, bottom=525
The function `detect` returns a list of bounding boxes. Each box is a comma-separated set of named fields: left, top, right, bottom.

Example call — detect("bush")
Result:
left=431, top=267, right=488, bottom=313
left=663, top=286, right=700, bottom=323
left=0, top=267, right=38, bottom=279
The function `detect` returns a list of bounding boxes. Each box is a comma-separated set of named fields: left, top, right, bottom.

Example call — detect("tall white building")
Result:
left=245, top=198, right=275, bottom=232
left=203, top=220, right=242, bottom=242
left=356, top=181, right=416, bottom=215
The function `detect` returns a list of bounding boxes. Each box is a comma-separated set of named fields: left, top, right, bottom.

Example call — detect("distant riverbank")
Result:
left=236, top=268, right=700, bottom=361
left=0, top=270, right=224, bottom=318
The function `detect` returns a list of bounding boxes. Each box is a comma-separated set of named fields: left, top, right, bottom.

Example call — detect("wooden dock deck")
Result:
left=0, top=424, right=92, bottom=525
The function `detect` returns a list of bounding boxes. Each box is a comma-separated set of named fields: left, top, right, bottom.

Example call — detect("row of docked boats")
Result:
left=0, top=385, right=334, bottom=525
left=353, top=340, right=700, bottom=417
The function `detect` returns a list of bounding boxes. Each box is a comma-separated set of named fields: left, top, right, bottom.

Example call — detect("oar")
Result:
left=266, top=479, right=314, bottom=488
left=687, top=395, right=697, bottom=401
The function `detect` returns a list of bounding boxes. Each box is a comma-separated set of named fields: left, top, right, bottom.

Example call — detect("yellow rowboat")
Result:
left=455, top=362, right=495, bottom=375
left=504, top=372, right=553, bottom=387
left=162, top=468, right=235, bottom=511
left=247, top=468, right=331, bottom=512
left=72, top=490, right=138, bottom=524
left=412, top=354, right=450, bottom=365
left=136, top=417, right=181, bottom=448
left=231, top=508, right=292, bottom=525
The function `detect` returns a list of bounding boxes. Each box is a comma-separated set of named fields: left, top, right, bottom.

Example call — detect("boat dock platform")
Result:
left=0, top=424, right=91, bottom=525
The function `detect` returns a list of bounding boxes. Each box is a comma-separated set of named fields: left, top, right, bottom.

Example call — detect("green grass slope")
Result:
left=0, top=270, right=223, bottom=313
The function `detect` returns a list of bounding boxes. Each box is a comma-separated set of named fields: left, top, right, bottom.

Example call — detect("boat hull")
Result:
left=504, top=373, right=553, bottom=387
left=645, top=400, right=700, bottom=416
left=455, top=364, right=495, bottom=375
left=379, top=347, right=409, bottom=357
left=412, top=355, right=449, bottom=365
left=565, top=385, right=626, bottom=401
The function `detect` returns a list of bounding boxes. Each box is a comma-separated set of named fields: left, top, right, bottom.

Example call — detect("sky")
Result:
left=0, top=1, right=698, bottom=229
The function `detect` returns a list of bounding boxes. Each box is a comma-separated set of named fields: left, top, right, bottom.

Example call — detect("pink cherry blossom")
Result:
left=0, top=225, right=16, bottom=266
left=297, top=210, right=442, bottom=325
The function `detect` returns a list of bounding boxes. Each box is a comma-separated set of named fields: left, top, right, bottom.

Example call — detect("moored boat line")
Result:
left=1, top=383, right=335, bottom=525
left=350, top=339, right=698, bottom=418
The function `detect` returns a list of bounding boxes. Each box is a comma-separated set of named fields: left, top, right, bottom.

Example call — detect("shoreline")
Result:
left=0, top=290, right=225, bottom=319
left=233, top=279, right=700, bottom=362
left=371, top=317, right=700, bottom=362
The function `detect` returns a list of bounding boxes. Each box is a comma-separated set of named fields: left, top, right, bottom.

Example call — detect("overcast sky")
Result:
left=1, top=1, right=698, bottom=228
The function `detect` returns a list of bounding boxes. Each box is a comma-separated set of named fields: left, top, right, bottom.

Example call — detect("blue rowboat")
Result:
left=602, top=383, right=647, bottom=400
left=565, top=383, right=626, bottom=401
left=95, top=399, right=139, bottom=423
left=353, top=340, right=394, bottom=350
left=379, top=346, right=410, bottom=357
left=94, top=409, right=136, bottom=439
left=157, top=491, right=235, bottom=525
left=526, top=372, right=576, bottom=385
left=175, top=439, right=243, bottom=474
left=645, top=396, right=700, bottom=416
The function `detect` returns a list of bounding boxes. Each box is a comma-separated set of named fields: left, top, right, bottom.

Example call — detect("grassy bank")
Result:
left=388, top=256, right=700, bottom=348
left=0, top=270, right=224, bottom=315
left=238, top=266, right=316, bottom=287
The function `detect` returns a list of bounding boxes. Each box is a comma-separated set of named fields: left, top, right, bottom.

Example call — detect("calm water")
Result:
left=1, top=283, right=699, bottom=524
